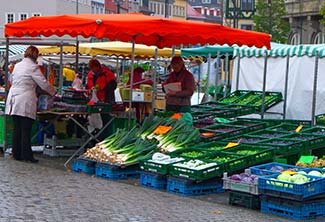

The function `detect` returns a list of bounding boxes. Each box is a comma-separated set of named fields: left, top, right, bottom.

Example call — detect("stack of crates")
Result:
left=223, top=169, right=262, bottom=210
left=251, top=162, right=325, bottom=220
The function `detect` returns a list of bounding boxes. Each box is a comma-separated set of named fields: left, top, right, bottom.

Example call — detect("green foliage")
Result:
left=320, top=5, right=325, bottom=25
left=253, top=0, right=290, bottom=43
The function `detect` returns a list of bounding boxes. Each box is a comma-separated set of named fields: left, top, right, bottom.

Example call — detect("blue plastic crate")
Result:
left=261, top=195, right=325, bottom=220
left=140, top=171, right=167, bottom=190
left=72, top=158, right=96, bottom=175
left=258, top=174, right=325, bottom=201
left=95, top=162, right=139, bottom=180
left=250, top=162, right=303, bottom=176
left=167, top=176, right=224, bottom=196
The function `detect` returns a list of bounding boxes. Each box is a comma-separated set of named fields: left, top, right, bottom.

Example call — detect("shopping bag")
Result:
left=87, top=113, right=103, bottom=133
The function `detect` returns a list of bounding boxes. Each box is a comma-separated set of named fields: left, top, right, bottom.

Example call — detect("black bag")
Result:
left=105, top=79, right=117, bottom=104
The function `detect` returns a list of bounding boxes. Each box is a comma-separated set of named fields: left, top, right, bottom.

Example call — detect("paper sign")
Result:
left=298, top=156, right=315, bottom=164
left=295, top=125, right=303, bottom=133
left=153, top=125, right=172, bottom=135
left=224, top=142, right=239, bottom=149
left=163, top=82, right=181, bottom=94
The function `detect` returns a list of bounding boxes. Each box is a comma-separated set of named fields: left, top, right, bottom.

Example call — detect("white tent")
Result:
left=231, top=43, right=325, bottom=121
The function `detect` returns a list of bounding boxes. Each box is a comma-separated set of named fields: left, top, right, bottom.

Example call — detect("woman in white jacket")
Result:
left=5, top=46, right=56, bottom=163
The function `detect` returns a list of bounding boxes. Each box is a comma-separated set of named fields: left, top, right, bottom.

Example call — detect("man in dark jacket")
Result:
left=164, top=56, right=195, bottom=112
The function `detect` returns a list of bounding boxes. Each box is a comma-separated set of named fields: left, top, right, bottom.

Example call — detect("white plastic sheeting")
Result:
left=231, top=55, right=325, bottom=120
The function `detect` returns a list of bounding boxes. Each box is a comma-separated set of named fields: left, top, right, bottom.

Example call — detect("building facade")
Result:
left=285, top=0, right=325, bottom=44
left=188, top=0, right=222, bottom=23
left=224, top=0, right=255, bottom=29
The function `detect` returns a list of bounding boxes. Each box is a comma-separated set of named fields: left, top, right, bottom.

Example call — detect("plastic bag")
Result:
left=87, top=113, right=103, bottom=133
left=89, top=89, right=99, bottom=103
left=72, top=75, right=83, bottom=90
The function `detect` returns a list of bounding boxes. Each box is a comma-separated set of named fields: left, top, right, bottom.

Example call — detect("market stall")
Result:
left=3, top=13, right=271, bottom=165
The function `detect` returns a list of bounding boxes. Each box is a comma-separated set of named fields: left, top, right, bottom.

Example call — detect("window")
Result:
left=32, top=13, right=41, bottom=17
left=202, top=0, right=211, bottom=3
left=312, top=32, right=325, bottom=44
left=241, top=24, right=252, bottom=30
left=241, top=0, right=253, bottom=11
left=19, top=13, right=28, bottom=20
left=6, top=13, right=14, bottom=23
left=289, top=32, right=301, bottom=45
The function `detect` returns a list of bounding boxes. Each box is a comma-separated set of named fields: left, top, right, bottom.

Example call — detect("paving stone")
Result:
left=0, top=157, right=294, bottom=222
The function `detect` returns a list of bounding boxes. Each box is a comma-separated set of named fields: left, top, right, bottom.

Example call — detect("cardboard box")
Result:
left=144, top=91, right=153, bottom=102
left=132, top=91, right=144, bottom=101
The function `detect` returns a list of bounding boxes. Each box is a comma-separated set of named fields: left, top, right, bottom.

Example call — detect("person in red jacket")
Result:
left=87, top=59, right=117, bottom=103
left=126, top=67, right=153, bottom=88
left=163, top=56, right=195, bottom=112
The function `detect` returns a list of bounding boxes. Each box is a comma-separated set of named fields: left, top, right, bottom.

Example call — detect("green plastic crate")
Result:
left=0, top=116, right=13, bottom=145
left=267, top=123, right=310, bottom=133
left=193, top=141, right=228, bottom=152
left=139, top=158, right=184, bottom=174
left=169, top=159, right=225, bottom=180
left=169, top=148, right=210, bottom=159
left=204, top=124, right=246, bottom=135
left=315, top=114, right=325, bottom=126
left=225, top=145, right=275, bottom=166
left=257, top=138, right=305, bottom=155
left=86, top=103, right=112, bottom=113
left=301, top=126, right=325, bottom=136
left=218, top=90, right=250, bottom=104
left=280, top=133, right=325, bottom=151
left=247, top=129, right=292, bottom=139
left=208, top=151, right=250, bottom=173
left=247, top=91, right=283, bottom=111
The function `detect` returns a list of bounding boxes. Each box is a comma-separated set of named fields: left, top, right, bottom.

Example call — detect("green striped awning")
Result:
left=234, top=43, right=325, bottom=58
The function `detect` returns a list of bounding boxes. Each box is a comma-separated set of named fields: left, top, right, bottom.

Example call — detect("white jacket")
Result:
left=5, top=58, right=56, bottom=120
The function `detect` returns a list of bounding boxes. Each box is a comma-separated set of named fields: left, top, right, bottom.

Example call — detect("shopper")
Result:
left=163, top=56, right=196, bottom=112
left=5, top=46, right=57, bottom=163
left=87, top=59, right=117, bottom=104
left=126, top=67, right=153, bottom=88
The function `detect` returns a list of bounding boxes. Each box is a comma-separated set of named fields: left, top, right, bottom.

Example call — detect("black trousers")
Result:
left=12, top=115, right=34, bottom=160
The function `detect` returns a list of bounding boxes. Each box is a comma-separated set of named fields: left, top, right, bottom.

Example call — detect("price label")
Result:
left=224, top=142, right=239, bottom=149
left=295, top=125, right=303, bottom=133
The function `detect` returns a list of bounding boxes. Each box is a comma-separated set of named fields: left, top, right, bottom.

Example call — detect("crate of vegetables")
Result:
left=169, top=148, right=210, bottom=159
left=169, top=159, right=225, bottom=180
left=226, top=119, right=267, bottom=132
left=193, top=141, right=228, bottom=152
left=95, top=162, right=140, bottom=180
left=222, top=135, right=270, bottom=144
left=257, top=138, right=305, bottom=155
left=301, top=126, right=325, bottom=136
left=218, top=90, right=251, bottom=104
left=226, top=145, right=275, bottom=166
left=139, top=153, right=184, bottom=175
left=258, top=172, right=325, bottom=201
left=203, top=124, right=246, bottom=137
left=280, top=133, right=325, bottom=150
left=250, top=162, right=303, bottom=176
left=247, top=91, right=283, bottom=111
left=207, top=151, right=250, bottom=173
left=267, top=123, right=310, bottom=133
left=223, top=171, right=260, bottom=195
left=247, top=129, right=292, bottom=139
left=199, top=129, right=227, bottom=142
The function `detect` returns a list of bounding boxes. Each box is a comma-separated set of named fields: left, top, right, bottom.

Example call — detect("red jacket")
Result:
left=87, top=65, right=116, bottom=102
left=164, top=68, right=195, bottom=106
left=127, top=72, right=153, bottom=89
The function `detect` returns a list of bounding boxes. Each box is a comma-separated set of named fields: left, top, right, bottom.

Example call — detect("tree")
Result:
left=320, top=5, right=325, bottom=24
left=253, top=0, right=290, bottom=43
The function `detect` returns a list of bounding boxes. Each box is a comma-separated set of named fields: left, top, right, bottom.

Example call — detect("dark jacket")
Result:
left=164, top=68, right=195, bottom=107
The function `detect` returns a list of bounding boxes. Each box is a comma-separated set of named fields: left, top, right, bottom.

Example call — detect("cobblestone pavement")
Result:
left=0, top=155, right=312, bottom=222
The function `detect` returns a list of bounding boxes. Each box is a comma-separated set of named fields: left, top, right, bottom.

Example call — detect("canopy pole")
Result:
left=235, top=52, right=241, bottom=91
left=3, top=38, right=10, bottom=156
left=58, top=42, right=64, bottom=94
left=75, top=40, right=79, bottom=73
left=152, top=48, right=158, bottom=112
left=128, top=41, right=136, bottom=129
left=261, top=50, right=268, bottom=119
left=311, top=51, right=319, bottom=126
left=171, top=46, right=175, bottom=57
left=283, top=53, right=290, bottom=119
left=197, top=61, right=200, bottom=103
left=116, top=58, right=120, bottom=83
left=224, top=53, right=229, bottom=97
left=214, top=52, right=220, bottom=101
